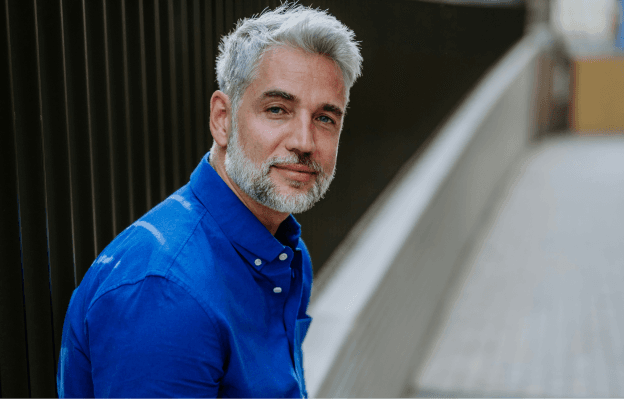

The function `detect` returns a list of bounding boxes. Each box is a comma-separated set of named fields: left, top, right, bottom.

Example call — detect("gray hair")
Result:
left=215, top=3, right=363, bottom=117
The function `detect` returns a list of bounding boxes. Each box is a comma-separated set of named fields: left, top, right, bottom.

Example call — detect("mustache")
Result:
left=266, top=153, right=326, bottom=175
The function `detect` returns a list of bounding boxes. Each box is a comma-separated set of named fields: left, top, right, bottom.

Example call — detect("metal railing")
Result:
left=1, top=1, right=284, bottom=396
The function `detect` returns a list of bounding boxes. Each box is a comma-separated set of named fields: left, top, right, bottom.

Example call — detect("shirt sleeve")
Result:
left=84, top=275, right=225, bottom=397
left=57, top=290, right=95, bottom=397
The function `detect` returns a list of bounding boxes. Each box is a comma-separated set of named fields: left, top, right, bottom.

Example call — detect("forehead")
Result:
left=246, top=45, right=346, bottom=107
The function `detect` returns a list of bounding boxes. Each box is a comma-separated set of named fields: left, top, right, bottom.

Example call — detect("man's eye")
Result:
left=318, top=115, right=334, bottom=124
left=268, top=107, right=283, bottom=114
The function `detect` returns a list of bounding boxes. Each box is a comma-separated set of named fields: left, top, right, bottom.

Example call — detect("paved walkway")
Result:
left=406, top=134, right=624, bottom=397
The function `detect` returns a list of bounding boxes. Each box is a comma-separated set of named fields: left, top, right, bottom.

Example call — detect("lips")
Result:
left=273, top=164, right=317, bottom=174
left=272, top=164, right=318, bottom=183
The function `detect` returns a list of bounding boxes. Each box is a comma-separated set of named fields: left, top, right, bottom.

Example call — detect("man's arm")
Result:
left=59, top=275, right=225, bottom=397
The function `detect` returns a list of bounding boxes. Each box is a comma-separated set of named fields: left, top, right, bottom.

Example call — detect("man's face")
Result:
left=224, top=45, right=347, bottom=214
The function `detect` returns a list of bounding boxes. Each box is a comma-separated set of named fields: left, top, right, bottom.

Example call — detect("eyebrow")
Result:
left=262, top=90, right=296, bottom=102
left=322, top=103, right=343, bottom=118
left=261, top=89, right=344, bottom=118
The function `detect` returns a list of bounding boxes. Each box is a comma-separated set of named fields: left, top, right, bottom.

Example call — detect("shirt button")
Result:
left=279, top=253, right=288, bottom=261
left=254, top=259, right=262, bottom=266
left=273, top=287, right=282, bottom=293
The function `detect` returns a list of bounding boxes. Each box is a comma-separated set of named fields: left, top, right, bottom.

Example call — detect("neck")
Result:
left=211, top=151, right=289, bottom=236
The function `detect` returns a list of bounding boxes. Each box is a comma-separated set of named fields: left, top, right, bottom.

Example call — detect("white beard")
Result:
left=224, top=123, right=335, bottom=214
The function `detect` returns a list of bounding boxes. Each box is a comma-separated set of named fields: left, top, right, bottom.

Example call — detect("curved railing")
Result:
left=303, top=24, right=554, bottom=398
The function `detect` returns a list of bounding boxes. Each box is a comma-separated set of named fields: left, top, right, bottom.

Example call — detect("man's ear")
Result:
left=209, top=90, right=231, bottom=148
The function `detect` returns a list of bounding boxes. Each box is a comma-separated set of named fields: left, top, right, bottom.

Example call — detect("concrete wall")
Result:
left=303, top=25, right=553, bottom=398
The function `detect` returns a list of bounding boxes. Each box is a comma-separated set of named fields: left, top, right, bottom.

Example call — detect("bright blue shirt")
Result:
left=57, top=153, right=313, bottom=398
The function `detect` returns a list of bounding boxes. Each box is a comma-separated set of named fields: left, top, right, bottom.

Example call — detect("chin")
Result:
left=273, top=183, right=306, bottom=198
left=287, top=180, right=307, bottom=189
left=279, top=176, right=316, bottom=191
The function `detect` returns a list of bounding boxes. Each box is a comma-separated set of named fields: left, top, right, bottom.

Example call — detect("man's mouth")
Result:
left=272, top=164, right=318, bottom=183
left=273, top=164, right=317, bottom=174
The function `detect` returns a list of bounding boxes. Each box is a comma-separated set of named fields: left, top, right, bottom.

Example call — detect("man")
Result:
left=57, top=3, right=361, bottom=397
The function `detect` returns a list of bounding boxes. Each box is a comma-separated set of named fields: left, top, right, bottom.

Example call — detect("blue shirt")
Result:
left=57, top=153, right=313, bottom=398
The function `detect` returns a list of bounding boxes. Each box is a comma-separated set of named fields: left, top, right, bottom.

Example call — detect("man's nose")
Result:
left=285, top=114, right=316, bottom=155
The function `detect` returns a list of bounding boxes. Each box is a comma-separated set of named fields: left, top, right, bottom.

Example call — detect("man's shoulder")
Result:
left=77, top=185, right=227, bottom=313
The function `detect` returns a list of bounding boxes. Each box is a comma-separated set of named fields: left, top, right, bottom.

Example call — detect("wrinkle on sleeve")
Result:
left=86, top=275, right=224, bottom=397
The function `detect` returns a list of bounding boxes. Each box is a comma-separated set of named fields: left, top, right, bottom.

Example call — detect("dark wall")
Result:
left=295, top=0, right=526, bottom=273
left=2, top=1, right=271, bottom=396
left=1, top=0, right=524, bottom=396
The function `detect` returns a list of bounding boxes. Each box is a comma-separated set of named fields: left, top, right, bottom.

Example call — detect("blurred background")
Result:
left=2, top=0, right=624, bottom=397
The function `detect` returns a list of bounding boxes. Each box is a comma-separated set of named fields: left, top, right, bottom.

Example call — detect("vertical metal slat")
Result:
left=104, top=0, right=131, bottom=233
left=83, top=0, right=115, bottom=254
left=60, top=0, right=96, bottom=284
left=123, top=0, right=148, bottom=221
left=180, top=0, right=193, bottom=179
left=140, top=0, right=161, bottom=206
left=155, top=0, right=175, bottom=195
left=102, top=0, right=118, bottom=236
left=224, top=0, right=234, bottom=34
left=32, top=1, right=64, bottom=390
left=167, top=0, right=181, bottom=189
left=80, top=0, right=100, bottom=257
left=120, top=0, right=135, bottom=225
left=34, top=0, right=80, bottom=382
left=139, top=0, right=152, bottom=211
left=204, top=0, right=216, bottom=159
left=58, top=0, right=79, bottom=289
left=193, top=0, right=205, bottom=163
left=0, top=1, right=31, bottom=396
left=59, top=0, right=95, bottom=286
left=213, top=2, right=223, bottom=88
left=154, top=0, right=166, bottom=200
left=8, top=0, right=57, bottom=395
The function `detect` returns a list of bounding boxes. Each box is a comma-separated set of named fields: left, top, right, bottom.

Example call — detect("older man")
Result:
left=57, top=3, right=361, bottom=398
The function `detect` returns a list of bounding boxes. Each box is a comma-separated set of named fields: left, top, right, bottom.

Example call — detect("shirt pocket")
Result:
left=294, top=316, right=312, bottom=397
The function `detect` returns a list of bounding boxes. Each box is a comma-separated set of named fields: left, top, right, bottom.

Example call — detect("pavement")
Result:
left=405, top=133, right=624, bottom=397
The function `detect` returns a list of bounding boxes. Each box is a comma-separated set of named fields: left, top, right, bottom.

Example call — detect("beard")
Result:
left=224, top=123, right=335, bottom=214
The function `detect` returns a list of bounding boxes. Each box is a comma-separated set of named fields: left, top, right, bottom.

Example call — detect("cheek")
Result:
left=239, top=116, right=281, bottom=154
left=323, top=133, right=340, bottom=153
left=317, top=135, right=340, bottom=167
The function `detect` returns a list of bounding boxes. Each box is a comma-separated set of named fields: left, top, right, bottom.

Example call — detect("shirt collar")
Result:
left=190, top=153, right=302, bottom=266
